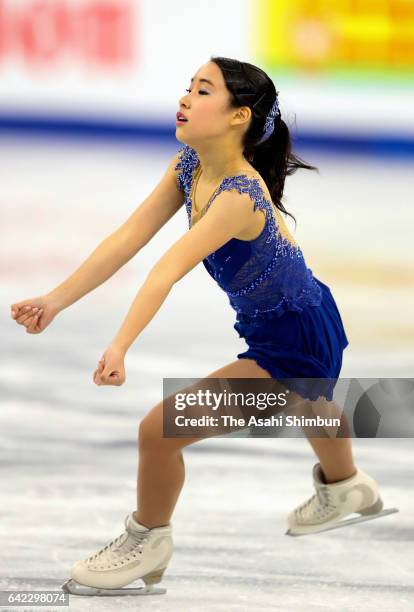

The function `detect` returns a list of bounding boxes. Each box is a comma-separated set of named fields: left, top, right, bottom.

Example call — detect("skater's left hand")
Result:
left=93, top=345, right=126, bottom=386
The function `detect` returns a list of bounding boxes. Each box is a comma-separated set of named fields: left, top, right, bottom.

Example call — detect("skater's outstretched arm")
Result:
left=10, top=151, right=185, bottom=333
left=94, top=188, right=254, bottom=386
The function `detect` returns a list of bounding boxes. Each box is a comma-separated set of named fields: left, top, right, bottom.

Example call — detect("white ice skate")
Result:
left=286, top=463, right=399, bottom=537
left=61, top=512, right=173, bottom=596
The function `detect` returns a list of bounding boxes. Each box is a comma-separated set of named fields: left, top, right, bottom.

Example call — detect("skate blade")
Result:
left=285, top=507, right=399, bottom=537
left=61, top=578, right=166, bottom=596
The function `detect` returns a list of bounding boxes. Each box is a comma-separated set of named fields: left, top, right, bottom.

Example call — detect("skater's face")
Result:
left=177, top=61, right=251, bottom=146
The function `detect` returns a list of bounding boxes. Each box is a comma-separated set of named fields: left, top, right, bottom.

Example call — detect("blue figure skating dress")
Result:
left=175, top=145, right=349, bottom=401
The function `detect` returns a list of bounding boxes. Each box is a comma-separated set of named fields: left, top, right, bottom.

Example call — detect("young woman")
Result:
left=11, top=57, right=388, bottom=596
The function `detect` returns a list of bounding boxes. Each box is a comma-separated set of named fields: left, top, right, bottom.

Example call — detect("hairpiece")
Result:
left=256, top=96, right=280, bottom=145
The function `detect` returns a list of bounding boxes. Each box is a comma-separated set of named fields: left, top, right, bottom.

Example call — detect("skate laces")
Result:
left=86, top=521, right=150, bottom=567
left=296, top=486, right=335, bottom=519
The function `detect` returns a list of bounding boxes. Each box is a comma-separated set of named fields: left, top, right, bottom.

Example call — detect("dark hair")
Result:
left=210, top=56, right=318, bottom=229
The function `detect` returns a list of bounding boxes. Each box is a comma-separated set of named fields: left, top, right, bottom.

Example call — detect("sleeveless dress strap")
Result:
left=174, top=145, right=199, bottom=194
left=207, top=174, right=279, bottom=245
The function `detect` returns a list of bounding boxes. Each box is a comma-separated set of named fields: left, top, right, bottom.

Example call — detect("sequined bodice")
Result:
left=175, top=144, right=322, bottom=322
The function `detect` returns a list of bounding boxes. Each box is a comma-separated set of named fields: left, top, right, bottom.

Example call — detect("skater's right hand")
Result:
left=10, top=294, right=60, bottom=334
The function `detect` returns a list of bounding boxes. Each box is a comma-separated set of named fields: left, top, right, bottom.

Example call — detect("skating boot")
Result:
left=61, top=512, right=173, bottom=595
left=286, top=463, right=399, bottom=536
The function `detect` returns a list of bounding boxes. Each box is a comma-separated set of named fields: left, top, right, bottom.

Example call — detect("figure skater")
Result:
left=10, top=57, right=396, bottom=597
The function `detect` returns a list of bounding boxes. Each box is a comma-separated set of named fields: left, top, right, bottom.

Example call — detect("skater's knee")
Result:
left=138, top=402, right=179, bottom=453
left=138, top=411, right=162, bottom=450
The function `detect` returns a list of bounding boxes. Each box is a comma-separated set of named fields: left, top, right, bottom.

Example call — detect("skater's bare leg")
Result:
left=298, top=397, right=357, bottom=484
left=134, top=359, right=356, bottom=528
left=135, top=437, right=185, bottom=530
left=134, top=358, right=271, bottom=529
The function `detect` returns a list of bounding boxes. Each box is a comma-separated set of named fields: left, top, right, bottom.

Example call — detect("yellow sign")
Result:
left=252, top=0, right=414, bottom=79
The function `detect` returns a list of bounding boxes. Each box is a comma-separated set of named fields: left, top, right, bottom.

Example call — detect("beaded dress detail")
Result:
left=174, top=144, right=349, bottom=401
left=175, top=144, right=322, bottom=322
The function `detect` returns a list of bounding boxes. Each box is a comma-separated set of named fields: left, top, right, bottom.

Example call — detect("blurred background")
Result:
left=1, top=1, right=413, bottom=610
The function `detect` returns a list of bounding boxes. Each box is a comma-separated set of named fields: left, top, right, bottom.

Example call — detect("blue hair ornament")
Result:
left=254, top=93, right=280, bottom=145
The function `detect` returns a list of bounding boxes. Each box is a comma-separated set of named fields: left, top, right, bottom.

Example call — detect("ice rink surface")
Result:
left=1, top=138, right=413, bottom=611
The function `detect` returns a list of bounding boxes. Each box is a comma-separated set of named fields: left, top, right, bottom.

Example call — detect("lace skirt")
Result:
left=233, top=277, right=349, bottom=401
